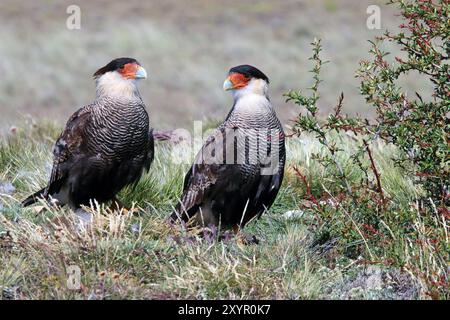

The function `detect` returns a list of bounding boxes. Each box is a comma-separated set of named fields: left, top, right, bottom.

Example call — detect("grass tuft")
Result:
left=0, top=121, right=445, bottom=299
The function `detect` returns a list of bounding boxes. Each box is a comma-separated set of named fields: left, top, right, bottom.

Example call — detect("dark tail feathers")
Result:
left=22, top=188, right=47, bottom=207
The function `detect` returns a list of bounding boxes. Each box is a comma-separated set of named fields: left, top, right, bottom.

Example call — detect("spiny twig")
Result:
left=363, top=139, right=385, bottom=206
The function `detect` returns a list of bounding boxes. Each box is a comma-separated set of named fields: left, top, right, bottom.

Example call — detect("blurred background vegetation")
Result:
left=0, top=0, right=431, bottom=131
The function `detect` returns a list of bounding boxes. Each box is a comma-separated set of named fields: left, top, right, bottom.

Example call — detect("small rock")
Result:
left=283, top=210, right=305, bottom=220
left=364, top=266, right=383, bottom=290
left=328, top=265, right=426, bottom=300
left=74, top=209, right=93, bottom=230
left=131, top=223, right=140, bottom=233
left=0, top=181, right=15, bottom=195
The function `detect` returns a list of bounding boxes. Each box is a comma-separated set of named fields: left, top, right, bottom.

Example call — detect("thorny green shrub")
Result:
left=285, top=0, right=449, bottom=299
left=358, top=0, right=449, bottom=206
left=285, top=38, right=391, bottom=264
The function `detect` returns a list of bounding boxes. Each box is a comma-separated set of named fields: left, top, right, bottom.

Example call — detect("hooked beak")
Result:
left=223, top=77, right=234, bottom=91
left=135, top=66, right=148, bottom=79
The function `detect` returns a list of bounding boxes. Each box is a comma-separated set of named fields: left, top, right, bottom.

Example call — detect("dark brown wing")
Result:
left=145, top=128, right=155, bottom=171
left=252, top=158, right=285, bottom=219
left=22, top=105, right=94, bottom=206
left=171, top=126, right=234, bottom=221
left=45, top=105, right=93, bottom=196
left=251, top=130, right=286, bottom=219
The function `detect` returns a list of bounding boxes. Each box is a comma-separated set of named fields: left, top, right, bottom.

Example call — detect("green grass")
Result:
left=0, top=121, right=447, bottom=299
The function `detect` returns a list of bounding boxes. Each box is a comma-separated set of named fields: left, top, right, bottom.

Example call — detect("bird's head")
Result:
left=223, top=65, right=269, bottom=99
left=94, top=57, right=147, bottom=80
left=94, top=57, right=147, bottom=99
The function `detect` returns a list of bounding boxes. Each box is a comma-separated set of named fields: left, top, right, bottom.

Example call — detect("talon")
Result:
left=232, top=225, right=259, bottom=245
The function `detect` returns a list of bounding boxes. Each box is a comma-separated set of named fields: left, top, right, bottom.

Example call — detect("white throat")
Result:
left=96, top=71, right=141, bottom=100
left=232, top=79, right=271, bottom=113
left=231, top=78, right=269, bottom=102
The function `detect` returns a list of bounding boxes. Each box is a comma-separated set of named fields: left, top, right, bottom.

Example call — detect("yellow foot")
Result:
left=109, top=198, right=138, bottom=214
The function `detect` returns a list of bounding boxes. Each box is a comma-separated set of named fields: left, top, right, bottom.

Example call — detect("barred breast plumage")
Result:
left=87, top=97, right=149, bottom=160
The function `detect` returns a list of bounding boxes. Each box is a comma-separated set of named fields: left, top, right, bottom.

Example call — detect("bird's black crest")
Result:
left=93, top=57, right=140, bottom=78
left=229, top=65, right=269, bottom=83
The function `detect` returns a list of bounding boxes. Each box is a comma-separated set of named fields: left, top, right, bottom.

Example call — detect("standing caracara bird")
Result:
left=22, top=58, right=153, bottom=209
left=170, top=65, right=285, bottom=241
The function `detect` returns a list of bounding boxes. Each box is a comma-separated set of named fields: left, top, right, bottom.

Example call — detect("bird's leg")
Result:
left=109, top=197, right=124, bottom=211
left=232, top=224, right=259, bottom=245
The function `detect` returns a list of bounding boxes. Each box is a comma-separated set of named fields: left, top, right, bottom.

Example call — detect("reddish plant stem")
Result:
left=363, top=139, right=385, bottom=206
left=292, top=166, right=325, bottom=225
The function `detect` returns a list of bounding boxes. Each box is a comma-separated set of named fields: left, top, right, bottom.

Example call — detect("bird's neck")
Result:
left=95, top=72, right=141, bottom=101
left=232, top=93, right=271, bottom=115
left=231, top=78, right=269, bottom=102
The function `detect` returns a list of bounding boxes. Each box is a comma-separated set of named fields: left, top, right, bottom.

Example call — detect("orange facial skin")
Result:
left=119, top=62, right=140, bottom=79
left=228, top=72, right=250, bottom=89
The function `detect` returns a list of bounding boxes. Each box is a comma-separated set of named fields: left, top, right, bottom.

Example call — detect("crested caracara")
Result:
left=22, top=57, right=153, bottom=209
left=170, top=65, right=285, bottom=242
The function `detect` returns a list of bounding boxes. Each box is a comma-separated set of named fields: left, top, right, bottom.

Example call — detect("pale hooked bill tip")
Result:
left=135, top=66, right=148, bottom=79
left=223, top=78, right=233, bottom=91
